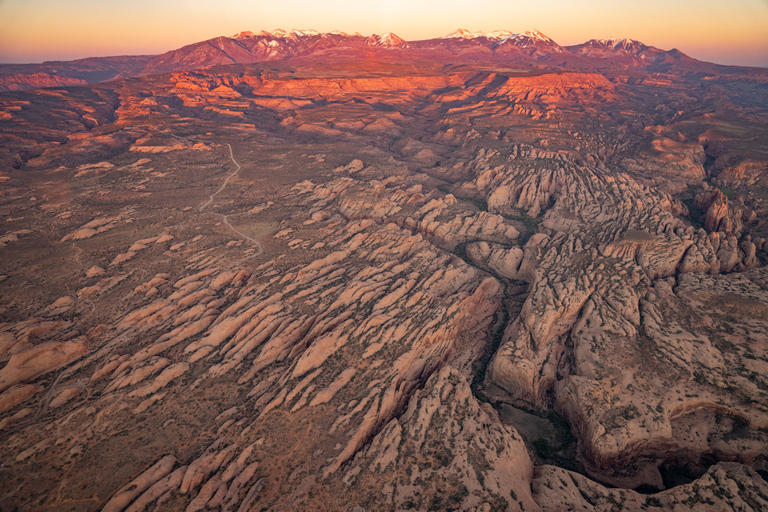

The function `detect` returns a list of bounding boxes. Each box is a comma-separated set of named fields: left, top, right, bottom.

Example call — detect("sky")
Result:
left=0, top=0, right=767, bottom=67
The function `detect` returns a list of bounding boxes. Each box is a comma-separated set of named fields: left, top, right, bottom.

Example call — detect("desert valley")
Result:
left=0, top=29, right=768, bottom=511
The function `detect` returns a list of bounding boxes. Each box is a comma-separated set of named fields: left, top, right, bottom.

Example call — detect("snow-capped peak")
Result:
left=596, top=38, right=620, bottom=46
left=500, top=30, right=556, bottom=45
left=484, top=30, right=515, bottom=40
left=593, top=38, right=645, bottom=51
left=443, top=29, right=484, bottom=39
left=367, top=32, right=407, bottom=47
left=529, top=29, right=555, bottom=43
left=261, top=29, right=321, bottom=39
left=443, top=29, right=516, bottom=41
left=289, top=29, right=320, bottom=38
left=444, top=29, right=557, bottom=45
left=233, top=29, right=352, bottom=40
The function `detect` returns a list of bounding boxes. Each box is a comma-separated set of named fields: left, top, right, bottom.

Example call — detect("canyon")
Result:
left=0, top=29, right=767, bottom=511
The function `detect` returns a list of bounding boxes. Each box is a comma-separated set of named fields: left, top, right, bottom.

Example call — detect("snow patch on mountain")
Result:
left=443, top=29, right=515, bottom=41
left=499, top=30, right=557, bottom=46
left=587, top=38, right=648, bottom=53
left=444, top=29, right=560, bottom=49
left=367, top=33, right=407, bottom=48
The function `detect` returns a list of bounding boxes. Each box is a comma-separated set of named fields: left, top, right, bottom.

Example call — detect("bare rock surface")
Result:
left=533, top=462, right=768, bottom=511
left=324, top=366, right=539, bottom=511
left=1, top=47, right=767, bottom=512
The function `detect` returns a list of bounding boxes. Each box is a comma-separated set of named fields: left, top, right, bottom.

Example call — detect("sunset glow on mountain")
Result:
left=0, top=0, right=766, bottom=66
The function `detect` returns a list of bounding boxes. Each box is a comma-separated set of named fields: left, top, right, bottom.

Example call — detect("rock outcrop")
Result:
left=325, top=367, right=540, bottom=511
left=1, top=46, right=767, bottom=512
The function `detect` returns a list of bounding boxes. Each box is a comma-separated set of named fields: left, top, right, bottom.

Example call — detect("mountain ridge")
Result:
left=1, top=28, right=766, bottom=92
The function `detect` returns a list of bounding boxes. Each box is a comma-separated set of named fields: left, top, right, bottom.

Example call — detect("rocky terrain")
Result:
left=0, top=31, right=768, bottom=511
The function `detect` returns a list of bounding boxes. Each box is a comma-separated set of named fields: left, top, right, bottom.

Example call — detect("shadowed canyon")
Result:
left=1, top=29, right=768, bottom=511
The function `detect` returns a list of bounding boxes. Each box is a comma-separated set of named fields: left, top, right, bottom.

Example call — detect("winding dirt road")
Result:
left=199, top=143, right=264, bottom=255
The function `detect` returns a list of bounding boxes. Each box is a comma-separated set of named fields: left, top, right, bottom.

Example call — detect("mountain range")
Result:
left=2, top=28, right=766, bottom=92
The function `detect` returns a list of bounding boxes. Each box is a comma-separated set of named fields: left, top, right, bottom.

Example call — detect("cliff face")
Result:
left=0, top=72, right=88, bottom=91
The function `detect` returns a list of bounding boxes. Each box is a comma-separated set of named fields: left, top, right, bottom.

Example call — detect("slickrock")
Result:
left=695, top=187, right=744, bottom=235
left=180, top=440, right=236, bottom=494
left=533, top=463, right=768, bottom=511
left=128, top=362, right=190, bottom=398
left=105, top=357, right=170, bottom=393
left=86, top=265, right=106, bottom=277
left=0, top=337, right=88, bottom=392
left=61, top=215, right=125, bottom=241
left=43, top=296, right=75, bottom=316
left=44, top=206, right=503, bottom=506
left=478, top=139, right=768, bottom=484
left=325, top=366, right=539, bottom=511
left=110, top=251, right=136, bottom=266
left=0, top=384, right=43, bottom=414
left=623, top=136, right=707, bottom=185
left=49, top=386, right=83, bottom=408
left=713, top=159, right=768, bottom=189
left=125, top=465, right=187, bottom=512
left=467, top=242, right=525, bottom=280
left=102, top=455, right=178, bottom=512
left=309, top=368, right=356, bottom=406
left=291, top=331, right=351, bottom=379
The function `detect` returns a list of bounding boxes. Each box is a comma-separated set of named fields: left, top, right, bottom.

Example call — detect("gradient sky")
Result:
left=1, top=0, right=767, bottom=67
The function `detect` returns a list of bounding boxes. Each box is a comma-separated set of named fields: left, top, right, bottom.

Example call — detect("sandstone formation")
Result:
left=327, top=366, right=539, bottom=511
left=533, top=462, right=768, bottom=511
left=0, top=36, right=767, bottom=512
